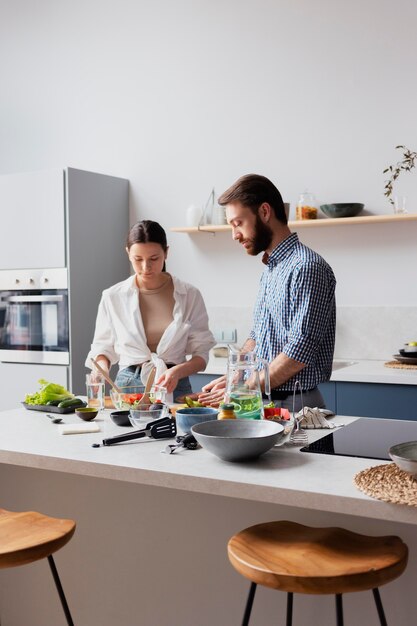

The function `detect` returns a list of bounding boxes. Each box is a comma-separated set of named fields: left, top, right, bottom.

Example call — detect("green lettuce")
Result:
left=24, top=379, right=74, bottom=405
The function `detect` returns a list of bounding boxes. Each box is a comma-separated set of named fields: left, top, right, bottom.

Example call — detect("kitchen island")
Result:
left=0, top=407, right=416, bottom=625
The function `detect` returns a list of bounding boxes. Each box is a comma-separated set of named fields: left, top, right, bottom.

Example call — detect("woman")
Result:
left=86, top=220, right=215, bottom=401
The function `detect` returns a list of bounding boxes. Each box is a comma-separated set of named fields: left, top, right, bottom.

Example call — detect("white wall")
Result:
left=1, top=0, right=417, bottom=347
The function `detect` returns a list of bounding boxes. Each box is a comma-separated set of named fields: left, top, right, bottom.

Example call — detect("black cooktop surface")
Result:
left=300, top=417, right=417, bottom=460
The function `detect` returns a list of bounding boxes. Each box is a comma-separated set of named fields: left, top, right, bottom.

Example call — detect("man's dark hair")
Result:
left=218, top=174, right=287, bottom=224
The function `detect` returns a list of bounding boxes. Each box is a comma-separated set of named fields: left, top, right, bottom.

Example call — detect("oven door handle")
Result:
left=7, top=295, right=64, bottom=303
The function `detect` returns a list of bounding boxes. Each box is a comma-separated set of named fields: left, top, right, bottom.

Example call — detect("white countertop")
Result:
left=203, top=354, right=417, bottom=385
left=1, top=407, right=416, bottom=525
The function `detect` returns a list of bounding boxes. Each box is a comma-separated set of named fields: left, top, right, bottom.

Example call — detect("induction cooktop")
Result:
left=300, top=417, right=417, bottom=460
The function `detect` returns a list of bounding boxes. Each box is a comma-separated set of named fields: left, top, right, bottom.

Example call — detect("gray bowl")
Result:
left=389, top=441, right=417, bottom=478
left=175, top=407, right=219, bottom=433
left=320, top=203, right=364, bottom=218
left=191, top=419, right=284, bottom=462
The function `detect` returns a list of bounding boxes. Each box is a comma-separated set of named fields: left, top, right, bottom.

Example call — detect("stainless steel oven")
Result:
left=0, top=268, right=69, bottom=365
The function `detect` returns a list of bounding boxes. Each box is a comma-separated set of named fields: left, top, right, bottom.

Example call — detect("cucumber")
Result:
left=57, top=397, right=86, bottom=409
left=46, top=399, right=68, bottom=406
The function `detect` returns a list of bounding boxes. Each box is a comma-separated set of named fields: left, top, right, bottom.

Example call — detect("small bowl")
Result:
left=320, top=203, right=364, bottom=218
left=401, top=343, right=417, bottom=354
left=191, top=419, right=284, bottom=462
left=110, top=385, right=166, bottom=410
left=389, top=441, right=417, bottom=478
left=129, top=403, right=166, bottom=427
left=399, top=349, right=417, bottom=357
left=75, top=407, right=98, bottom=421
left=175, top=407, right=219, bottom=433
left=110, top=410, right=131, bottom=427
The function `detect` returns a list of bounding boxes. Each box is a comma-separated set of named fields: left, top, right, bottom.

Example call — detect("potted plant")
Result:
left=383, top=145, right=417, bottom=207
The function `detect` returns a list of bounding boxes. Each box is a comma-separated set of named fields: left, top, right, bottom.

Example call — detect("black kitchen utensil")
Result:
left=101, top=416, right=176, bottom=447
left=164, top=432, right=199, bottom=455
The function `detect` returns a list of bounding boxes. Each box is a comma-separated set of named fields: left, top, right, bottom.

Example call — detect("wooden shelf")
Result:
left=171, top=213, right=417, bottom=233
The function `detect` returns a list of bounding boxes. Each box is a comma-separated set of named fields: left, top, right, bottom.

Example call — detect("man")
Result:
left=199, top=174, right=336, bottom=412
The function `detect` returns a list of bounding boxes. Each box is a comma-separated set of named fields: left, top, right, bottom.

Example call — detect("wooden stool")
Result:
left=0, top=508, right=76, bottom=626
left=228, top=520, right=408, bottom=626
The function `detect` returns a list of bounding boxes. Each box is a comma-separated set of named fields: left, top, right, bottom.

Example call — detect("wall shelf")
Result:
left=171, top=213, right=417, bottom=233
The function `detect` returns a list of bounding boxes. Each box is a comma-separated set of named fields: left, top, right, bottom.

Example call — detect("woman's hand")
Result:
left=91, top=356, right=110, bottom=383
left=156, top=367, right=181, bottom=394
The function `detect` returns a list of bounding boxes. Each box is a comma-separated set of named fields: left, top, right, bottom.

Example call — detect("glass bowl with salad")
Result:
left=109, top=385, right=167, bottom=411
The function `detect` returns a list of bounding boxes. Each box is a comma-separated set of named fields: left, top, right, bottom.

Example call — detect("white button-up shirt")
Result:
left=85, top=275, right=215, bottom=385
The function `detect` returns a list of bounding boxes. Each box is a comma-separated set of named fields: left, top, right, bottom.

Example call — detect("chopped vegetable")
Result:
left=122, top=393, right=144, bottom=405
left=184, top=396, right=204, bottom=408
left=263, top=407, right=291, bottom=420
left=24, top=379, right=74, bottom=406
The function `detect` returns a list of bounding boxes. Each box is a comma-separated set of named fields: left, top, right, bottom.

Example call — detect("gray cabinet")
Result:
left=0, top=169, right=66, bottom=269
left=0, top=167, right=129, bottom=408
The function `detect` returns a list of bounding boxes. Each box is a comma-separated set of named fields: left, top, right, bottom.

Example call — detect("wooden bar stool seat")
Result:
left=0, top=508, right=76, bottom=626
left=228, top=520, right=408, bottom=626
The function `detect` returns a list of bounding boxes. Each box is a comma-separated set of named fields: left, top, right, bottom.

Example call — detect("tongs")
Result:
left=164, top=433, right=199, bottom=455
left=101, top=416, right=177, bottom=447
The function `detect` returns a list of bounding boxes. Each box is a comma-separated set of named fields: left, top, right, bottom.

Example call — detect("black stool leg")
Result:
left=335, top=594, right=344, bottom=626
left=47, top=555, right=74, bottom=626
left=242, top=582, right=257, bottom=626
left=286, top=592, right=293, bottom=626
left=372, top=588, right=388, bottom=626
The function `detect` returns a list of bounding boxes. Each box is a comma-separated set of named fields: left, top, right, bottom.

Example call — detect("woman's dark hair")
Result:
left=218, top=174, right=287, bottom=224
left=126, top=220, right=168, bottom=271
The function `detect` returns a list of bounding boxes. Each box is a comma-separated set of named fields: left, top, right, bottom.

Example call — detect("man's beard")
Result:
left=245, top=213, right=273, bottom=256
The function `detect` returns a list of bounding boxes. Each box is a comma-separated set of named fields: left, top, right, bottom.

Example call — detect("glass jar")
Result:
left=218, top=403, right=237, bottom=420
left=296, top=191, right=317, bottom=220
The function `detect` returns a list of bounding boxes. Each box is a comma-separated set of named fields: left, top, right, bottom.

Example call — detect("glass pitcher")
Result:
left=225, top=346, right=271, bottom=419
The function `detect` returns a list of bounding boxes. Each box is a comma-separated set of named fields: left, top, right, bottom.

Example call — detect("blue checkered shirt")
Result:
left=250, top=232, right=336, bottom=392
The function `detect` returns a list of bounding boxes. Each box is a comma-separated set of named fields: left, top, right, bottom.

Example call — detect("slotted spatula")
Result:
left=101, top=416, right=176, bottom=446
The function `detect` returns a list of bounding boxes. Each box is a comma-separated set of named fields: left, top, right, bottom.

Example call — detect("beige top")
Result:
left=139, top=274, right=175, bottom=353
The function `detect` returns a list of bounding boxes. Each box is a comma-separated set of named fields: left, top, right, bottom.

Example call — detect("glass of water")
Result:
left=393, top=196, right=407, bottom=214
left=86, top=373, right=105, bottom=410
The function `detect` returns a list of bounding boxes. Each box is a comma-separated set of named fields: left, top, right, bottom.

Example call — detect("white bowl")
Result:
left=191, top=419, right=284, bottom=462
left=402, top=344, right=417, bottom=353
left=389, top=441, right=417, bottom=478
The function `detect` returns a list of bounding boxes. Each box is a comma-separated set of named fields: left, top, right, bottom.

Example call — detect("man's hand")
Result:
left=198, top=375, right=226, bottom=407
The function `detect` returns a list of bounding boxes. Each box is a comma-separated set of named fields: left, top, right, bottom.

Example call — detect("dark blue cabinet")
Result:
left=320, top=381, right=417, bottom=421
left=336, top=382, right=417, bottom=421
left=318, top=382, right=337, bottom=413
left=190, top=374, right=218, bottom=392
